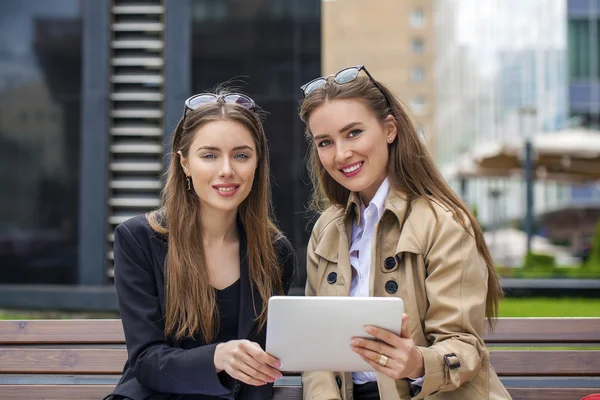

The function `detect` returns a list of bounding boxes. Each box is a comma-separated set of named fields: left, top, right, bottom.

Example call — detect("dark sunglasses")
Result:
left=300, top=65, right=391, bottom=108
left=183, top=93, right=256, bottom=118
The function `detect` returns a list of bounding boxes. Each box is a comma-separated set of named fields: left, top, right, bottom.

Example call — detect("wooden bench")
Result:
left=1, top=318, right=599, bottom=400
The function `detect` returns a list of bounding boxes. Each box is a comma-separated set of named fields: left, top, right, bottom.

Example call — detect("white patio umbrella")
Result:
left=469, top=128, right=600, bottom=182
left=441, top=155, right=515, bottom=181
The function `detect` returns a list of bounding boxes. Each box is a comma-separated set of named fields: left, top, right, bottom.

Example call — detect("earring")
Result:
left=186, top=176, right=191, bottom=191
left=388, top=137, right=393, bottom=142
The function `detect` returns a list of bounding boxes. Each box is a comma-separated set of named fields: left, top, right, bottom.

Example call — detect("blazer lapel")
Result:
left=150, top=234, right=168, bottom=275
left=149, top=233, right=168, bottom=316
left=237, top=227, right=260, bottom=339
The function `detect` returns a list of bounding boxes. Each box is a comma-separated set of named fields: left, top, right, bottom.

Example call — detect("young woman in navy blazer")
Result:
left=106, top=89, right=296, bottom=400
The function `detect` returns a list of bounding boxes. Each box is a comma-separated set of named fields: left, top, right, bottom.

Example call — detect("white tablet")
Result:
left=265, top=296, right=404, bottom=372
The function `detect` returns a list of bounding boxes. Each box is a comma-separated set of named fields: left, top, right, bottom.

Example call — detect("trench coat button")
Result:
left=336, top=375, right=342, bottom=388
left=385, top=280, right=398, bottom=294
left=384, top=256, right=396, bottom=270
left=327, top=272, right=337, bottom=284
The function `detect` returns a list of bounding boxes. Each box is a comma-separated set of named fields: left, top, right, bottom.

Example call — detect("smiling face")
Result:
left=179, top=119, right=258, bottom=215
left=308, top=98, right=397, bottom=204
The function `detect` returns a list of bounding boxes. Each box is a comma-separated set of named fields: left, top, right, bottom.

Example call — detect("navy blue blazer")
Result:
left=109, top=215, right=296, bottom=400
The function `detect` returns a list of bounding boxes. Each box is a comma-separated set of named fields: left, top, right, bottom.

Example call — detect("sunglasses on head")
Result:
left=300, top=65, right=391, bottom=109
left=183, top=93, right=256, bottom=119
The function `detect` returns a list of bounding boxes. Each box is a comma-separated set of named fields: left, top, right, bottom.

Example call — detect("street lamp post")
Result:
left=519, top=106, right=537, bottom=254
left=488, top=187, right=503, bottom=265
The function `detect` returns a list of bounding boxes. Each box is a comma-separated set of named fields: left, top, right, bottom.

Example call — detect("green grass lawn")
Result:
left=2, top=298, right=599, bottom=320
left=0, top=309, right=119, bottom=320
left=499, top=297, right=600, bottom=317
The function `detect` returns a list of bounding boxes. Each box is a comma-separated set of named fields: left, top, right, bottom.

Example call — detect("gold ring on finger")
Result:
left=378, top=354, right=388, bottom=367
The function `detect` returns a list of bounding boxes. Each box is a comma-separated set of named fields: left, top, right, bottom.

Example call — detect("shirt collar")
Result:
left=345, top=177, right=390, bottom=227
left=369, top=177, right=390, bottom=215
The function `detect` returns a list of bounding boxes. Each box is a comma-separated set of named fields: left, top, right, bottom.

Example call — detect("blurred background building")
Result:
left=436, top=0, right=569, bottom=224
left=0, top=0, right=599, bottom=310
left=322, top=0, right=436, bottom=153
left=0, top=0, right=320, bottom=309
left=562, top=0, right=600, bottom=253
left=437, top=0, right=600, bottom=258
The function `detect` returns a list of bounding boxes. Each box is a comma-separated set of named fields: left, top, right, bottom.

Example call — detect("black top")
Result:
left=215, top=279, right=241, bottom=344
left=176, top=280, right=242, bottom=400
left=106, top=216, right=296, bottom=400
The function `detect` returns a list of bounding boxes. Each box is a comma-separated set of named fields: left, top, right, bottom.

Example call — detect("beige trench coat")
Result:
left=302, top=188, right=512, bottom=400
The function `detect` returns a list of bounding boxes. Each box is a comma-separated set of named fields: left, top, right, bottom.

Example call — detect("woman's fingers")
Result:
left=399, top=314, right=410, bottom=338
left=358, top=355, right=403, bottom=380
left=237, top=352, right=282, bottom=382
left=351, top=336, right=398, bottom=359
left=351, top=343, right=387, bottom=365
left=364, top=325, right=405, bottom=348
left=230, top=356, right=274, bottom=384
left=224, top=341, right=282, bottom=384
left=246, top=342, right=282, bottom=370
left=226, top=366, right=268, bottom=386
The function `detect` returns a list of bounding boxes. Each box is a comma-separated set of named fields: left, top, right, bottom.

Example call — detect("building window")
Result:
left=411, top=67, right=424, bottom=82
left=410, top=96, right=426, bottom=114
left=0, top=0, right=82, bottom=284
left=192, top=0, right=227, bottom=21
left=411, top=38, right=424, bottom=54
left=410, top=8, right=425, bottom=28
left=270, top=0, right=319, bottom=19
left=568, top=19, right=590, bottom=79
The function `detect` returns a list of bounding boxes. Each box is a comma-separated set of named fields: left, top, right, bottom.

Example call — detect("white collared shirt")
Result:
left=349, top=178, right=390, bottom=384
left=349, top=178, right=424, bottom=387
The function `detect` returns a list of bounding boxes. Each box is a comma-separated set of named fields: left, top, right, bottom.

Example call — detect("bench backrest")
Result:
left=1, top=318, right=599, bottom=400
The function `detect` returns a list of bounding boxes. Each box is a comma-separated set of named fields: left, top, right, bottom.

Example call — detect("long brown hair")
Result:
left=148, top=91, right=282, bottom=341
left=299, top=76, right=502, bottom=324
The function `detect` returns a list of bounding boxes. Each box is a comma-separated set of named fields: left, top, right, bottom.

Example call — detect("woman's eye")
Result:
left=317, top=140, right=332, bottom=148
left=234, top=153, right=249, bottom=159
left=348, top=129, right=363, bottom=138
left=202, top=153, right=216, bottom=159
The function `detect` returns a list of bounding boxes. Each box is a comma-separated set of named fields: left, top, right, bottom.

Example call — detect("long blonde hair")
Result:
left=300, top=76, right=502, bottom=324
left=148, top=92, right=282, bottom=341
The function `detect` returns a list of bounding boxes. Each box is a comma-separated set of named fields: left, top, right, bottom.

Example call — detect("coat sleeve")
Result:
left=411, top=213, right=489, bottom=399
left=301, top=232, right=343, bottom=400
left=113, top=222, right=236, bottom=397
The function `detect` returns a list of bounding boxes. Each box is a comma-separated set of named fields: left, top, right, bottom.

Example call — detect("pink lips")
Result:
left=340, top=161, right=364, bottom=178
left=213, top=184, right=240, bottom=197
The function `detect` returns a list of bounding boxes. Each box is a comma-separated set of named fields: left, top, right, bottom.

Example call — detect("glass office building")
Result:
left=0, top=0, right=320, bottom=309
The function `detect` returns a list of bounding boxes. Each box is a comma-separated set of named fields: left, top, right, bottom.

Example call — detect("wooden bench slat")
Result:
left=1, top=317, right=599, bottom=400
left=492, top=350, right=600, bottom=376
left=0, top=320, right=125, bottom=344
left=273, top=386, right=303, bottom=400
left=1, top=318, right=598, bottom=345
left=484, top=318, right=600, bottom=344
left=508, top=387, right=600, bottom=400
left=0, top=349, right=126, bottom=374
left=0, top=385, right=113, bottom=399
left=1, top=348, right=599, bottom=376
left=0, top=385, right=597, bottom=400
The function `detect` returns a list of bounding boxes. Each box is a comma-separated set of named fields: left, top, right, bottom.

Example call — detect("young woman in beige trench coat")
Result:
left=297, top=65, right=512, bottom=400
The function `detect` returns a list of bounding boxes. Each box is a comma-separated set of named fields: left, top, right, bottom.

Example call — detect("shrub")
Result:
left=586, top=220, right=600, bottom=268
left=524, top=252, right=556, bottom=268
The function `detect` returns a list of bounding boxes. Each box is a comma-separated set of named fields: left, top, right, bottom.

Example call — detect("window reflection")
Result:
left=0, top=0, right=82, bottom=284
